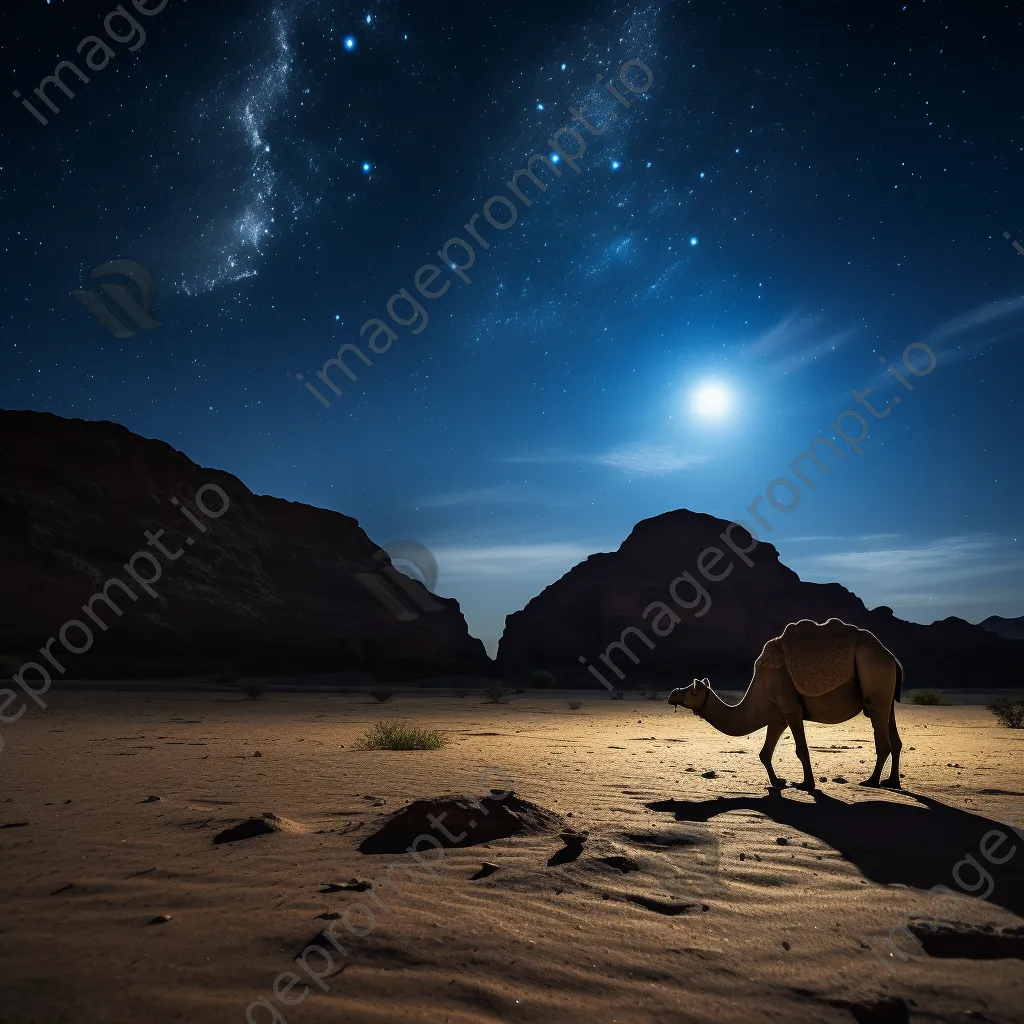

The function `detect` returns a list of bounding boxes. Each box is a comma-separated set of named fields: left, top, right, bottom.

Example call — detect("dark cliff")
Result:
left=0, top=410, right=490, bottom=680
left=496, top=509, right=1022, bottom=690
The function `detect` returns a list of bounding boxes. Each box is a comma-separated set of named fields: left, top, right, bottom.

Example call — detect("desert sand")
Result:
left=1, top=690, right=1022, bottom=1023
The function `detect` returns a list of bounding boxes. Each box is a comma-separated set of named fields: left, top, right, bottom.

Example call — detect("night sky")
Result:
left=2, top=0, right=1022, bottom=655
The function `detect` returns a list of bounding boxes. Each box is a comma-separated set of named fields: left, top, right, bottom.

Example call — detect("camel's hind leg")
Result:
left=860, top=708, right=893, bottom=786
left=856, top=641, right=898, bottom=787
left=881, top=702, right=903, bottom=788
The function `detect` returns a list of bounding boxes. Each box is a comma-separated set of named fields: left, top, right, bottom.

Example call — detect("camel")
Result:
left=667, top=618, right=904, bottom=791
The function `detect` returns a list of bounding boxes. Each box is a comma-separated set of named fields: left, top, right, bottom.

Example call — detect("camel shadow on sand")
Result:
left=647, top=790, right=1024, bottom=919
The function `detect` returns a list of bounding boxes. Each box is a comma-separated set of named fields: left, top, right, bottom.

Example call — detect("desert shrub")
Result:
left=648, top=690, right=660, bottom=700
left=484, top=686, right=511, bottom=704
left=239, top=681, right=265, bottom=700
left=568, top=699, right=582, bottom=710
left=369, top=688, right=394, bottom=703
left=514, top=687, right=525, bottom=694
left=987, top=699, right=1024, bottom=729
left=456, top=689, right=469, bottom=698
left=220, top=661, right=240, bottom=684
left=909, top=690, right=942, bottom=706
left=355, top=721, right=448, bottom=750
left=611, top=690, right=625, bottom=700
left=530, top=669, right=557, bottom=689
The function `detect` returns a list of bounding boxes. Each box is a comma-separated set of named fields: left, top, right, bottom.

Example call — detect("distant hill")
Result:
left=979, top=615, right=1024, bottom=641
left=0, top=410, right=489, bottom=680
left=497, top=509, right=1023, bottom=690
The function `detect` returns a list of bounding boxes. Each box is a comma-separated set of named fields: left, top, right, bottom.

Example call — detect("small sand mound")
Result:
left=359, top=792, right=563, bottom=854
left=213, top=812, right=306, bottom=845
left=907, top=920, right=1024, bottom=959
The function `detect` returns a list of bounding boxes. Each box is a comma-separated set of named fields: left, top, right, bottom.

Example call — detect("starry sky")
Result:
left=2, top=0, right=1023, bottom=655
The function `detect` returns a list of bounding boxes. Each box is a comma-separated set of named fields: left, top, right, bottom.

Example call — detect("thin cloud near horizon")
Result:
left=502, top=443, right=712, bottom=476
left=785, top=533, right=1024, bottom=623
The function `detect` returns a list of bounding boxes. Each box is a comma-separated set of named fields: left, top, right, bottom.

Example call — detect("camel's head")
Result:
left=667, top=678, right=711, bottom=712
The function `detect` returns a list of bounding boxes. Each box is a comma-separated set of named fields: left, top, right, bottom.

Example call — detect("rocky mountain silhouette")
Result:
left=0, top=410, right=488, bottom=680
left=497, top=510, right=1022, bottom=690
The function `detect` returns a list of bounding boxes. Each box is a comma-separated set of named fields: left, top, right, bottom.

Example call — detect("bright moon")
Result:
left=691, top=381, right=733, bottom=420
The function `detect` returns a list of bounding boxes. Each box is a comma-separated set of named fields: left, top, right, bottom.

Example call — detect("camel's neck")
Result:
left=697, top=686, right=769, bottom=737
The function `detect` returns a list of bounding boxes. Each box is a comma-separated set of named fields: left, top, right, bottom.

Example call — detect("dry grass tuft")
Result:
left=355, top=721, right=449, bottom=750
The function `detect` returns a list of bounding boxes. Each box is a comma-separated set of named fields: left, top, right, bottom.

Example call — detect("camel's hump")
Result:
left=780, top=617, right=862, bottom=644
left=762, top=619, right=864, bottom=696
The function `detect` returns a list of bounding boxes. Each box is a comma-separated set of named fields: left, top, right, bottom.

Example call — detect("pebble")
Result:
left=148, top=914, right=171, bottom=925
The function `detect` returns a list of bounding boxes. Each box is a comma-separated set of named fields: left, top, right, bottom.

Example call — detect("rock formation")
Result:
left=0, top=410, right=489, bottom=680
left=497, top=509, right=1022, bottom=690
left=979, top=615, right=1024, bottom=641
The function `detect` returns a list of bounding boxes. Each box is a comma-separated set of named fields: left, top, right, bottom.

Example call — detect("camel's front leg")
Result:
left=759, top=720, right=787, bottom=789
left=783, top=712, right=816, bottom=791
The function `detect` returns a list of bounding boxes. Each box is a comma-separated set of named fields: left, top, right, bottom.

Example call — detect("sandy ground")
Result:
left=1, top=691, right=1022, bottom=1024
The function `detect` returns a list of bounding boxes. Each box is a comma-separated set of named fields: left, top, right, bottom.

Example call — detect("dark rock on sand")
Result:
left=360, top=792, right=562, bottom=854
left=907, top=920, right=1024, bottom=959
left=213, top=812, right=301, bottom=844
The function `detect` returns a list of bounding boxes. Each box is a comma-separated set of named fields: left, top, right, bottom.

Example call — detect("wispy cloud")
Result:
left=432, top=542, right=596, bottom=582
left=743, top=310, right=822, bottom=358
left=785, top=534, right=1024, bottom=622
left=414, top=483, right=537, bottom=508
left=865, top=295, right=1024, bottom=382
left=782, top=533, right=901, bottom=544
left=500, top=451, right=578, bottom=465
left=925, top=295, right=1024, bottom=348
left=803, top=536, right=1003, bottom=576
left=594, top=444, right=712, bottom=475
left=768, top=327, right=859, bottom=378
left=501, top=445, right=711, bottom=476
left=740, top=311, right=858, bottom=378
